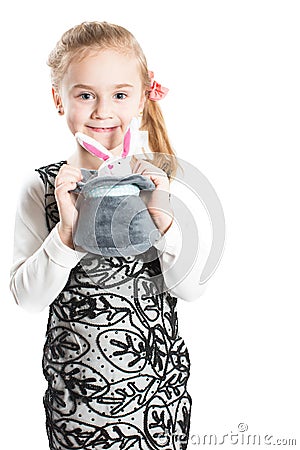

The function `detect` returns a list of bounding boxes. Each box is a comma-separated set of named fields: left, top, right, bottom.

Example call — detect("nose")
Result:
left=91, top=98, right=113, bottom=120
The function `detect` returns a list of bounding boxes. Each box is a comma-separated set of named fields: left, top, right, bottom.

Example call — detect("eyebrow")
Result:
left=71, top=83, right=134, bottom=90
left=114, top=83, right=134, bottom=89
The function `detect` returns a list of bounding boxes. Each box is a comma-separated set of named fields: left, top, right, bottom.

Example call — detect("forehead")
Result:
left=63, top=49, right=142, bottom=89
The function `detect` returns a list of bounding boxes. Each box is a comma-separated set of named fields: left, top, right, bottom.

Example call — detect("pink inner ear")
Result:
left=121, top=128, right=131, bottom=158
left=83, top=141, right=110, bottom=161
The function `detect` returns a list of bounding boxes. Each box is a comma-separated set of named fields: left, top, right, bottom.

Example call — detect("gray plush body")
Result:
left=72, top=169, right=161, bottom=257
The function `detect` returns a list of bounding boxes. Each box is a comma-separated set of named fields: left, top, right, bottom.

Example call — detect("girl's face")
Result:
left=55, top=49, right=146, bottom=153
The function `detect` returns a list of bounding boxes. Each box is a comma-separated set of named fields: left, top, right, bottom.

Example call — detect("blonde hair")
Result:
left=47, top=21, right=178, bottom=178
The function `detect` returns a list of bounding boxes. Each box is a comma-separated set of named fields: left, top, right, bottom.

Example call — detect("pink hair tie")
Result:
left=148, top=71, right=169, bottom=101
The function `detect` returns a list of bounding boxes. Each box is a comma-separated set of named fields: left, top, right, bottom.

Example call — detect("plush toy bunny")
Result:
left=72, top=118, right=161, bottom=257
left=75, top=117, right=147, bottom=176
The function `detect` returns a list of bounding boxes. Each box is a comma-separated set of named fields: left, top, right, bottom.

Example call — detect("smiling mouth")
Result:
left=87, top=126, right=118, bottom=133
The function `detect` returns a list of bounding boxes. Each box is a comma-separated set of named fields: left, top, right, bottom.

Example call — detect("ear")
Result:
left=52, top=87, right=64, bottom=115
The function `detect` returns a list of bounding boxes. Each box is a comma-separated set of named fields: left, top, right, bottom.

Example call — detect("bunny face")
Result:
left=76, top=117, right=149, bottom=176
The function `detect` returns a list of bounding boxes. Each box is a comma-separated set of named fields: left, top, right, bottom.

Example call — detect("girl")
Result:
left=10, top=21, right=208, bottom=450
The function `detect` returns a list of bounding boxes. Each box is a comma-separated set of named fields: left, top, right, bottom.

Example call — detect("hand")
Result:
left=130, top=156, right=174, bottom=234
left=54, top=164, right=83, bottom=248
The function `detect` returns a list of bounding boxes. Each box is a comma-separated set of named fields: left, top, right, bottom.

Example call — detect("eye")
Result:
left=114, top=92, right=127, bottom=100
left=80, top=92, right=94, bottom=100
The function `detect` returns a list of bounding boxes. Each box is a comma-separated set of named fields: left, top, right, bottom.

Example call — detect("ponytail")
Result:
left=141, top=99, right=178, bottom=180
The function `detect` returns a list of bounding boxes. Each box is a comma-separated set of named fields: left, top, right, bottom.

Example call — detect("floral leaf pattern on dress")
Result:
left=53, top=292, right=131, bottom=327
left=51, top=420, right=145, bottom=449
left=44, top=327, right=90, bottom=364
left=36, top=161, right=192, bottom=450
left=97, top=329, right=147, bottom=373
left=89, top=375, right=160, bottom=417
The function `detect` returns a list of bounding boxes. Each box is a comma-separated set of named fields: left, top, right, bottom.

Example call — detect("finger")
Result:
left=132, top=160, right=154, bottom=176
left=55, top=180, right=78, bottom=194
left=130, top=157, right=143, bottom=174
left=55, top=179, right=78, bottom=189
left=55, top=172, right=82, bottom=187
left=58, top=164, right=82, bottom=179
left=56, top=171, right=81, bottom=181
left=129, top=155, right=138, bottom=168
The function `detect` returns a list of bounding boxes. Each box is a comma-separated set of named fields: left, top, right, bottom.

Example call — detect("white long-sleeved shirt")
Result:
left=9, top=168, right=211, bottom=312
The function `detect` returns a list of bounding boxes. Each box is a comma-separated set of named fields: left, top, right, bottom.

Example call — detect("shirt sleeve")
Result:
left=9, top=168, right=211, bottom=311
left=9, top=171, right=86, bottom=313
left=153, top=179, right=211, bottom=302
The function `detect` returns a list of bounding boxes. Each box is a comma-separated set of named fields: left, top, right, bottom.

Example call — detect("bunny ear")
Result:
left=121, top=127, right=131, bottom=158
left=121, top=116, right=142, bottom=159
left=75, top=132, right=112, bottom=161
left=76, top=117, right=141, bottom=168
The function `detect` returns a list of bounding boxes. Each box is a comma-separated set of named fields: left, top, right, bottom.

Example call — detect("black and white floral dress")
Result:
left=37, top=161, right=192, bottom=450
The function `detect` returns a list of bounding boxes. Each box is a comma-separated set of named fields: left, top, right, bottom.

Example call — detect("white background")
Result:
left=1, top=0, right=299, bottom=448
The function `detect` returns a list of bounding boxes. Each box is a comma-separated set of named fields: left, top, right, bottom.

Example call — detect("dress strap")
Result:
left=35, top=160, right=67, bottom=232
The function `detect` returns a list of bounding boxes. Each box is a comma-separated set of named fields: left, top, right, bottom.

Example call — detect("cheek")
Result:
left=122, top=97, right=142, bottom=117
left=65, top=110, right=83, bottom=134
left=66, top=104, right=86, bottom=123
